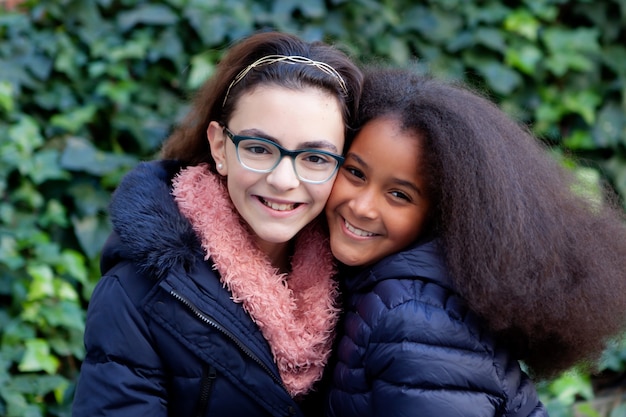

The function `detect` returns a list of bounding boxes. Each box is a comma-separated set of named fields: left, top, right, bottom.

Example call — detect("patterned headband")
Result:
left=222, top=54, right=349, bottom=107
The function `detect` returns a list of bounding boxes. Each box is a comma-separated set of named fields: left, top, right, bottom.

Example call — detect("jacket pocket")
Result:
left=194, top=364, right=217, bottom=417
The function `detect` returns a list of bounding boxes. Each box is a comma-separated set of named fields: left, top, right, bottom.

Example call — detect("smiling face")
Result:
left=208, top=85, right=344, bottom=256
left=325, top=117, right=432, bottom=267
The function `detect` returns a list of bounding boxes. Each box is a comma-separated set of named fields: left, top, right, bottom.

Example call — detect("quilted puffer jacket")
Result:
left=326, top=239, right=548, bottom=417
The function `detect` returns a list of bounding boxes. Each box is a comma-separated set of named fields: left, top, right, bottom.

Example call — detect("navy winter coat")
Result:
left=326, top=239, right=548, bottom=417
left=72, top=161, right=306, bottom=417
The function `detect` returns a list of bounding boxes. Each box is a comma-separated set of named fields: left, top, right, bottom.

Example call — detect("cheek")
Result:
left=325, top=178, right=349, bottom=212
left=309, top=182, right=334, bottom=207
left=397, top=213, right=429, bottom=244
left=226, top=165, right=255, bottom=194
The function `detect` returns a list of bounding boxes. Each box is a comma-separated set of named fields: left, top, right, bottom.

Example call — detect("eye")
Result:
left=249, top=146, right=270, bottom=154
left=343, top=165, right=365, bottom=180
left=390, top=190, right=411, bottom=202
left=240, top=140, right=275, bottom=155
left=300, top=152, right=332, bottom=166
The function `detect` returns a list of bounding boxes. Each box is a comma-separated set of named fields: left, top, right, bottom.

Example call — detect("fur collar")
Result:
left=106, top=160, right=204, bottom=279
left=171, top=164, right=339, bottom=397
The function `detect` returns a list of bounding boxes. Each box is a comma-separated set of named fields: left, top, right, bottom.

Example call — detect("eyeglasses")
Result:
left=222, top=126, right=344, bottom=184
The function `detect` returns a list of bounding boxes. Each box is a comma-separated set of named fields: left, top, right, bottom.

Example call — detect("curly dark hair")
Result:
left=357, top=66, right=626, bottom=379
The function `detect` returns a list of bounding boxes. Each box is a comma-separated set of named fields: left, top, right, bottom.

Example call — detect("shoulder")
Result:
left=348, top=239, right=484, bottom=347
left=83, top=264, right=163, bottom=367
left=362, top=276, right=491, bottom=354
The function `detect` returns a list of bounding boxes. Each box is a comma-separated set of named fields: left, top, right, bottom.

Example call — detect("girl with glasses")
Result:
left=72, top=31, right=363, bottom=417
left=324, top=67, right=626, bottom=417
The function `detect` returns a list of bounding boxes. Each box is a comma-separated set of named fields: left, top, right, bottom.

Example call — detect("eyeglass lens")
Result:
left=236, top=138, right=338, bottom=182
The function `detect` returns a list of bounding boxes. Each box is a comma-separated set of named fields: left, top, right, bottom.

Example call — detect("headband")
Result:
left=222, top=54, right=349, bottom=107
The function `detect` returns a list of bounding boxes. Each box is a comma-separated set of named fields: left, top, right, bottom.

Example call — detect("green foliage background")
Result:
left=1, top=0, right=625, bottom=416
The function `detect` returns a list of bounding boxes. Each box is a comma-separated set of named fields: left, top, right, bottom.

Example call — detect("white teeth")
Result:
left=262, top=198, right=296, bottom=211
left=345, top=219, right=374, bottom=237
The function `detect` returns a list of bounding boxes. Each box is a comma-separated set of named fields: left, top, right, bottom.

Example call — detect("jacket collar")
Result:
left=103, top=160, right=204, bottom=279
left=344, top=238, right=454, bottom=293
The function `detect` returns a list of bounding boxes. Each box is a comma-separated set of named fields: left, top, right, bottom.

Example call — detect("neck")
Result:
left=255, top=239, right=292, bottom=274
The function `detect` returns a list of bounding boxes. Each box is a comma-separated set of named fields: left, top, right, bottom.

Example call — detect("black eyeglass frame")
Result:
left=222, top=126, right=345, bottom=184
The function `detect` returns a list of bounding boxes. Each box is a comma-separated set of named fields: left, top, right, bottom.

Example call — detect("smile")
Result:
left=260, top=197, right=299, bottom=211
left=345, top=219, right=375, bottom=237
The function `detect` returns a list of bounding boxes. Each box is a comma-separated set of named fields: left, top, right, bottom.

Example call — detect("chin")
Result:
left=260, top=233, right=296, bottom=244
left=332, top=251, right=364, bottom=267
left=250, top=225, right=292, bottom=243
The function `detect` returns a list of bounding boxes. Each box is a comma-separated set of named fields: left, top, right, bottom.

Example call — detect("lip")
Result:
left=341, top=216, right=378, bottom=239
left=255, top=195, right=305, bottom=216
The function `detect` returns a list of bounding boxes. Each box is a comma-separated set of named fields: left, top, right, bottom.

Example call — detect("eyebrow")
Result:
left=347, top=151, right=424, bottom=197
left=238, top=128, right=340, bottom=153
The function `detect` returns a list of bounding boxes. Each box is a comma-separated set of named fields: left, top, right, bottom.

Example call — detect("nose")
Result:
left=265, top=156, right=300, bottom=190
left=348, top=186, right=379, bottom=220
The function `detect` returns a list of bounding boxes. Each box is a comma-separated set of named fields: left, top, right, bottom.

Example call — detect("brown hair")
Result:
left=357, top=66, right=626, bottom=379
left=161, top=31, right=363, bottom=168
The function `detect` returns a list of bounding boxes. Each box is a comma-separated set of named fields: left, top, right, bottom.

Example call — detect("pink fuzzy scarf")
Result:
left=171, top=164, right=340, bottom=397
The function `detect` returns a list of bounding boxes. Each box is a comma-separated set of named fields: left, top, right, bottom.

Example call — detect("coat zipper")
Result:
left=169, top=289, right=287, bottom=390
left=194, top=364, right=216, bottom=417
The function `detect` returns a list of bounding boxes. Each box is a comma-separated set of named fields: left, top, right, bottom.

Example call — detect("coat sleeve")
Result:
left=363, top=282, right=542, bottom=417
left=72, top=272, right=168, bottom=417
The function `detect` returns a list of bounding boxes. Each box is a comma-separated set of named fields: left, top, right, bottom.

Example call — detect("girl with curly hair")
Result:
left=325, top=67, right=626, bottom=417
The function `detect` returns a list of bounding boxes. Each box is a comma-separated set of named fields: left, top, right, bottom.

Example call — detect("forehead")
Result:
left=350, top=117, right=423, bottom=170
left=227, top=85, right=345, bottom=151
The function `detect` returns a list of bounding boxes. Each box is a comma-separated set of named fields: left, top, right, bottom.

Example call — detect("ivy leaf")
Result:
left=0, top=234, right=24, bottom=271
left=50, top=105, right=97, bottom=134
left=183, top=5, right=228, bottom=45
left=563, top=130, right=595, bottom=151
left=543, top=27, right=600, bottom=76
left=474, top=27, right=506, bottom=51
left=59, top=249, right=88, bottom=284
left=505, top=44, right=543, bottom=75
left=117, top=4, right=178, bottom=31
left=478, top=62, right=522, bottom=95
left=9, top=373, right=69, bottom=398
left=299, top=0, right=325, bottom=18
left=39, top=301, right=84, bottom=330
left=59, top=136, right=137, bottom=176
left=0, top=81, right=14, bottom=112
left=29, top=150, right=71, bottom=185
left=548, top=370, right=594, bottom=404
left=387, top=37, right=410, bottom=65
left=602, top=45, right=626, bottom=76
left=420, top=9, right=463, bottom=43
left=593, top=104, right=626, bottom=148
left=18, top=339, right=60, bottom=374
left=26, top=264, right=55, bottom=301
left=562, top=90, right=601, bottom=125
left=6, top=116, right=44, bottom=158
left=187, top=51, right=217, bottom=90
left=38, top=199, right=69, bottom=228
left=71, top=213, right=111, bottom=260
left=504, top=9, right=540, bottom=40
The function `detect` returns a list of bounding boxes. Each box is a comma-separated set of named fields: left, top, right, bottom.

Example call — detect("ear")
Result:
left=207, top=121, right=227, bottom=176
